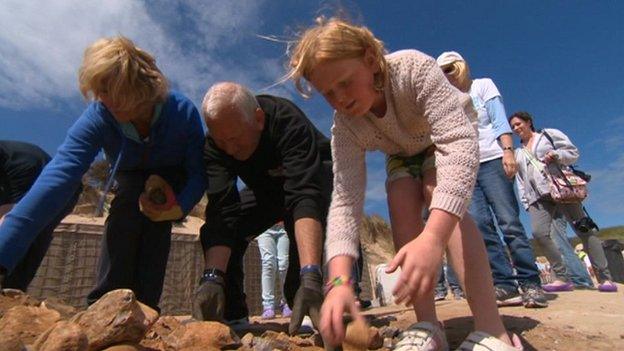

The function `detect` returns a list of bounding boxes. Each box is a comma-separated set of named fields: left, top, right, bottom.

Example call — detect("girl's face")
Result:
left=308, top=50, right=383, bottom=117
left=509, top=117, right=533, bottom=141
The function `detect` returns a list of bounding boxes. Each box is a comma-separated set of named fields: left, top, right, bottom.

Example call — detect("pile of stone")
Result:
left=0, top=289, right=391, bottom=351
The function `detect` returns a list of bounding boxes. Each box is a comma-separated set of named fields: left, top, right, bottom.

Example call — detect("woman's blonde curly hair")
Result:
left=79, top=36, right=168, bottom=111
left=285, top=17, right=387, bottom=97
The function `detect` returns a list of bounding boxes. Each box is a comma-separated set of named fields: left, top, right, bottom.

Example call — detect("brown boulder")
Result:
left=70, top=289, right=158, bottom=351
left=168, top=321, right=240, bottom=349
left=0, top=289, right=40, bottom=318
left=101, top=344, right=144, bottom=351
left=0, top=305, right=61, bottom=345
left=0, top=335, right=26, bottom=351
left=32, top=321, right=88, bottom=351
left=140, top=316, right=183, bottom=351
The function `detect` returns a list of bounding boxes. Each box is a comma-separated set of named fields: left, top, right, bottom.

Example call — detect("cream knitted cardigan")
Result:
left=325, top=49, right=479, bottom=261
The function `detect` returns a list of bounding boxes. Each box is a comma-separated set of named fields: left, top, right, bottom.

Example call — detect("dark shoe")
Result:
left=434, top=290, right=447, bottom=301
left=494, top=286, right=523, bottom=307
left=358, top=299, right=372, bottom=310
left=521, top=284, right=548, bottom=308
left=542, top=281, right=574, bottom=292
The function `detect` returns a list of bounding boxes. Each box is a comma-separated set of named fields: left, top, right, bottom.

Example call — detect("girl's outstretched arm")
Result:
left=386, top=208, right=458, bottom=305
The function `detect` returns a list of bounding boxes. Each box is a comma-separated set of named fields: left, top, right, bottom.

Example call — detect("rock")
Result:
left=32, top=321, right=88, bottom=351
left=140, top=316, right=183, bottom=350
left=257, top=331, right=297, bottom=350
left=168, top=321, right=241, bottom=349
left=0, top=289, right=40, bottom=318
left=343, top=319, right=370, bottom=351
left=70, top=289, right=158, bottom=351
left=240, top=332, right=255, bottom=348
left=0, top=305, right=61, bottom=345
left=368, top=326, right=383, bottom=349
left=378, top=326, right=400, bottom=339
left=0, top=335, right=26, bottom=351
left=40, top=298, right=78, bottom=319
left=101, top=345, right=144, bottom=351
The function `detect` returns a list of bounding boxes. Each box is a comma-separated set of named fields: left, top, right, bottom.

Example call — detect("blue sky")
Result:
left=1, top=1, right=623, bottom=233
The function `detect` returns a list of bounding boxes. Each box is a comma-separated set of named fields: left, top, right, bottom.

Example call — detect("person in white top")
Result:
left=285, top=17, right=523, bottom=351
left=436, top=52, right=546, bottom=309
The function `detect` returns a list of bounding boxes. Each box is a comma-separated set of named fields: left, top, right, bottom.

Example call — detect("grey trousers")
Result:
left=529, top=199, right=612, bottom=283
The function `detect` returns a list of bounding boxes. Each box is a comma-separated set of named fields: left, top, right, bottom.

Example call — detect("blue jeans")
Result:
left=469, top=158, right=541, bottom=289
left=257, top=229, right=290, bottom=309
left=435, top=262, right=461, bottom=294
left=549, top=216, right=594, bottom=287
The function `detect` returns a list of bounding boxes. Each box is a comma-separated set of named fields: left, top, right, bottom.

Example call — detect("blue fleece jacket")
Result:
left=0, top=91, right=206, bottom=272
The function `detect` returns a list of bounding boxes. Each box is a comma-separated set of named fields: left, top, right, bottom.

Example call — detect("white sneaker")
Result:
left=394, top=321, right=449, bottom=351
left=456, top=331, right=523, bottom=351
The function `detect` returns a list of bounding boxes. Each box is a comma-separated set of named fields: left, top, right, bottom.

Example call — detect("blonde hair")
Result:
left=286, top=17, right=387, bottom=97
left=78, top=36, right=168, bottom=111
left=441, top=60, right=471, bottom=92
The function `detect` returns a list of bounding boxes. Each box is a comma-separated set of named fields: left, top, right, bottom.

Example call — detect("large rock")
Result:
left=0, top=289, right=40, bottom=318
left=70, top=289, right=158, bottom=351
left=32, top=321, right=88, bottom=351
left=0, top=305, right=61, bottom=345
left=167, top=321, right=240, bottom=349
left=0, top=335, right=26, bottom=351
left=140, top=316, right=183, bottom=350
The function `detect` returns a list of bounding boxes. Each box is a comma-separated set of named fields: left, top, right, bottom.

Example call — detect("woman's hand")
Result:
left=543, top=150, right=559, bottom=164
left=385, top=231, right=445, bottom=306
left=319, top=284, right=362, bottom=347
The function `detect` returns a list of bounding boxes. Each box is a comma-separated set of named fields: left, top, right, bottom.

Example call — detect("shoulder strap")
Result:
left=541, top=129, right=556, bottom=149
left=521, top=147, right=544, bottom=173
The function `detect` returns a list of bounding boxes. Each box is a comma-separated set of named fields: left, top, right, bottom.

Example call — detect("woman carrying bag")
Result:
left=509, top=111, right=617, bottom=293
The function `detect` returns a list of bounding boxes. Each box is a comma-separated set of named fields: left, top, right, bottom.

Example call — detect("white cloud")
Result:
left=0, top=0, right=278, bottom=110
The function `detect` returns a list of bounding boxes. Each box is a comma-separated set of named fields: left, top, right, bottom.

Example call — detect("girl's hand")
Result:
left=385, top=231, right=445, bottom=306
left=319, top=284, right=362, bottom=347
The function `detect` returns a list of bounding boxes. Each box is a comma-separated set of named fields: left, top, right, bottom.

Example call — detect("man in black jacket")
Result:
left=0, top=140, right=79, bottom=291
left=193, top=82, right=331, bottom=335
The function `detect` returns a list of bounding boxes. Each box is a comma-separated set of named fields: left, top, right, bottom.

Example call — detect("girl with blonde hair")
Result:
left=0, top=36, right=206, bottom=311
left=287, top=18, right=523, bottom=350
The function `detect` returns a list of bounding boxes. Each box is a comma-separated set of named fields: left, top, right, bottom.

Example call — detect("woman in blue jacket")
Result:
left=0, top=36, right=206, bottom=310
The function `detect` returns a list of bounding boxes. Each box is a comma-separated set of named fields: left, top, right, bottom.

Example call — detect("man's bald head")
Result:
left=201, top=82, right=259, bottom=123
left=200, top=82, right=265, bottom=161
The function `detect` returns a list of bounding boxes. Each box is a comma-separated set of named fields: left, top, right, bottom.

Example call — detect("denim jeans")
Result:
left=257, top=228, right=290, bottom=309
left=469, top=158, right=541, bottom=289
left=550, top=216, right=594, bottom=287
left=435, top=262, right=461, bottom=294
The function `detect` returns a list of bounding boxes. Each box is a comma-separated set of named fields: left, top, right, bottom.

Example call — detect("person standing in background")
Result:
left=437, top=51, right=547, bottom=308
left=257, top=221, right=292, bottom=319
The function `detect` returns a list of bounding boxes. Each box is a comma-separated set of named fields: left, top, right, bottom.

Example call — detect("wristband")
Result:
left=502, top=146, right=513, bottom=152
left=324, top=275, right=353, bottom=295
left=199, top=267, right=226, bottom=286
left=300, top=264, right=322, bottom=276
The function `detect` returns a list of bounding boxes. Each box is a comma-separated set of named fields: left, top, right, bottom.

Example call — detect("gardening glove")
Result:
left=192, top=268, right=226, bottom=321
left=139, top=175, right=183, bottom=222
left=289, top=270, right=323, bottom=335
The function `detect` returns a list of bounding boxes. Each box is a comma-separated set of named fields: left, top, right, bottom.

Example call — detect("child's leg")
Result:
left=447, top=214, right=512, bottom=344
left=387, top=176, right=437, bottom=323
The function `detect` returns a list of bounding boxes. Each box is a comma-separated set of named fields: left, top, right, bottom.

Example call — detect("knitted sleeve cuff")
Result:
left=429, top=193, right=470, bottom=219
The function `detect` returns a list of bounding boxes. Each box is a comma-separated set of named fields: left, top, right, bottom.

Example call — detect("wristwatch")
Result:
left=199, top=267, right=226, bottom=285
